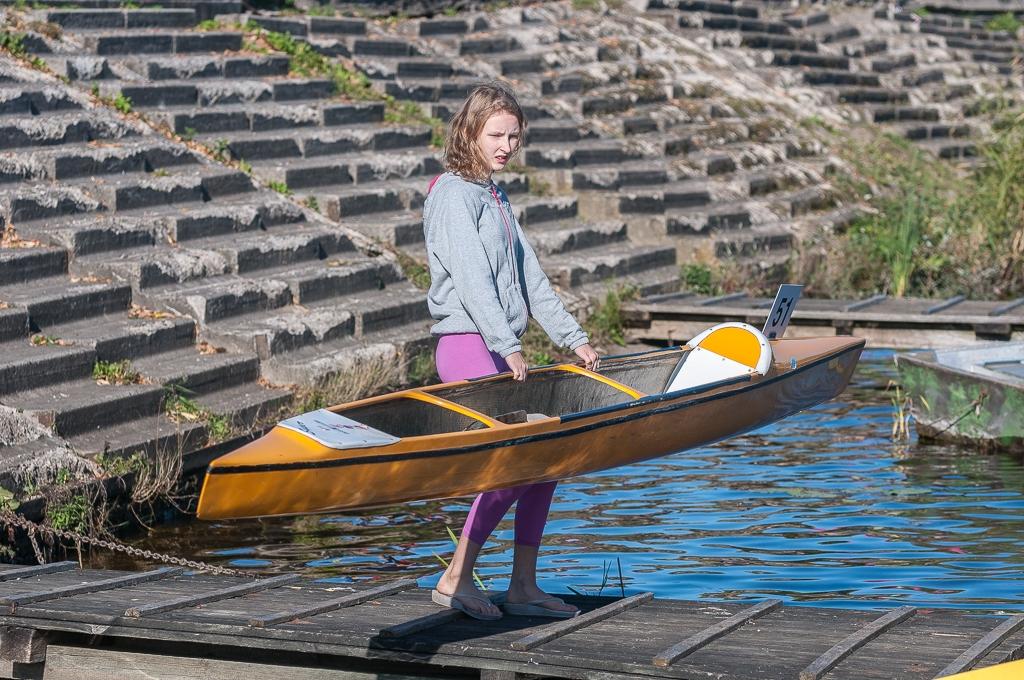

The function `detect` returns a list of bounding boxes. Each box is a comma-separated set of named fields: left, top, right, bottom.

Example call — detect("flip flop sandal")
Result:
left=501, top=597, right=580, bottom=619
left=431, top=589, right=503, bottom=621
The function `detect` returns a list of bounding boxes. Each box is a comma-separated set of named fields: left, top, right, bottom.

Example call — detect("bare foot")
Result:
left=436, top=568, right=502, bottom=618
left=506, top=582, right=578, bottom=615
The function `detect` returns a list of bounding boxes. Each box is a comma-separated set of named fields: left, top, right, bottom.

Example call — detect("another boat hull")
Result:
left=897, top=345, right=1024, bottom=452
left=198, top=337, right=863, bottom=519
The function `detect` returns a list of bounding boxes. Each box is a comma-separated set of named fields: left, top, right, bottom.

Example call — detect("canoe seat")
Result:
left=664, top=322, right=772, bottom=393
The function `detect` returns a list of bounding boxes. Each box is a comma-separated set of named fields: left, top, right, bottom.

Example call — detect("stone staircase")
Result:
left=0, top=43, right=425, bottom=478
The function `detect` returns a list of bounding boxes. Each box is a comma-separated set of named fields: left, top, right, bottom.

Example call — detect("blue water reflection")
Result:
left=111, top=352, right=1024, bottom=612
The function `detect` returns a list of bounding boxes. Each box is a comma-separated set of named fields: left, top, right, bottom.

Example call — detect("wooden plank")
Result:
left=509, top=592, right=654, bottom=652
left=40, top=643, right=441, bottom=680
left=652, top=599, right=782, bottom=667
left=0, top=563, right=78, bottom=583
left=250, top=579, right=417, bottom=628
left=1, top=568, right=181, bottom=613
left=799, top=606, right=916, bottom=680
left=925, top=295, right=966, bottom=315
left=989, top=297, right=1024, bottom=316
left=934, top=614, right=1024, bottom=678
left=377, top=609, right=463, bottom=639
left=843, top=294, right=887, bottom=312
left=699, top=293, right=746, bottom=306
left=126, top=574, right=301, bottom=618
left=0, top=627, right=47, bottom=663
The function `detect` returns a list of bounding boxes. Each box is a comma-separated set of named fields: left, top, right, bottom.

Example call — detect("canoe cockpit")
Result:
left=289, top=322, right=775, bottom=444
left=335, top=349, right=687, bottom=438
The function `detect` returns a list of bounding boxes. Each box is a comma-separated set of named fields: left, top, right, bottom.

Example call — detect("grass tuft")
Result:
left=92, top=359, right=143, bottom=385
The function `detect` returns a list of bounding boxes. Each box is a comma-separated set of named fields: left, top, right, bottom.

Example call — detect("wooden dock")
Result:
left=0, top=563, right=1022, bottom=679
left=623, top=292, right=1024, bottom=348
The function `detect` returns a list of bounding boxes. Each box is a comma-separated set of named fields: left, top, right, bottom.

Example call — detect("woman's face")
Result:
left=477, top=111, right=521, bottom=174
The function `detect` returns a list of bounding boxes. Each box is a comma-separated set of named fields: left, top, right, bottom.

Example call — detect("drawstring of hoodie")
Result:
left=490, top=183, right=519, bottom=288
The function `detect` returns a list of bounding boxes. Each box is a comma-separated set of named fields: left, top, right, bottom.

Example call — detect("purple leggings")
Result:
left=435, top=333, right=556, bottom=548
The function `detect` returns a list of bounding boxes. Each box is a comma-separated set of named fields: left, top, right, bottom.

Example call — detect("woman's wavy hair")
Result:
left=444, top=81, right=527, bottom=183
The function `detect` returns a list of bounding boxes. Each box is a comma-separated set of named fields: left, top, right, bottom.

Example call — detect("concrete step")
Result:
left=0, top=182, right=102, bottom=223
left=215, top=123, right=433, bottom=161
left=148, top=100, right=385, bottom=134
left=618, top=179, right=712, bottom=215
left=576, top=263, right=681, bottom=300
left=771, top=51, right=849, bottom=70
left=893, top=121, right=972, bottom=140
left=803, top=69, right=881, bottom=87
left=79, top=30, right=243, bottom=56
left=573, top=162, right=671, bottom=191
left=525, top=139, right=647, bottom=169
left=0, top=247, right=68, bottom=286
left=740, top=32, right=818, bottom=52
left=259, top=317, right=432, bottom=388
left=93, top=77, right=335, bottom=109
left=648, top=1, right=758, bottom=18
left=18, top=195, right=306, bottom=256
left=545, top=243, right=677, bottom=289
left=192, top=380, right=293, bottom=431
left=67, top=413, right=205, bottom=460
left=248, top=14, right=366, bottom=38
left=516, top=194, right=578, bottom=226
left=383, top=76, right=478, bottom=102
left=131, top=346, right=260, bottom=393
left=775, top=186, right=836, bottom=218
left=341, top=209, right=423, bottom=247
left=0, top=276, right=132, bottom=327
left=528, top=220, right=628, bottom=256
left=118, top=53, right=291, bottom=81
left=0, top=111, right=137, bottom=150
left=44, top=8, right=198, bottom=29
left=0, top=340, right=96, bottom=396
left=139, top=274, right=294, bottom=325
left=459, top=35, right=519, bottom=56
left=206, top=280, right=427, bottom=359
left=666, top=204, right=752, bottom=236
left=901, top=68, right=946, bottom=88
left=714, top=224, right=794, bottom=258
left=836, top=87, right=909, bottom=104
left=80, top=165, right=254, bottom=212
left=306, top=179, right=425, bottom=221
left=15, top=138, right=197, bottom=181
left=75, top=225, right=355, bottom=288
left=4, top=377, right=165, bottom=437
left=0, top=86, right=83, bottom=116
left=698, top=15, right=792, bottom=34
left=256, top=148, right=439, bottom=191
left=868, top=105, right=941, bottom=123
left=871, top=53, right=916, bottom=74
left=916, top=137, right=978, bottom=159
left=417, top=16, right=488, bottom=37
left=48, top=313, right=197, bottom=360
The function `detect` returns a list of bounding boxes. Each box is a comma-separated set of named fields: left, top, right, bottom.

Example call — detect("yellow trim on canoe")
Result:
left=554, top=365, right=645, bottom=399
left=700, top=326, right=763, bottom=368
left=943, top=659, right=1024, bottom=679
left=403, top=391, right=503, bottom=428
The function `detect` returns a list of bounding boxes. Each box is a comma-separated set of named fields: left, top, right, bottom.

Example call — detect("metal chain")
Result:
left=0, top=508, right=254, bottom=578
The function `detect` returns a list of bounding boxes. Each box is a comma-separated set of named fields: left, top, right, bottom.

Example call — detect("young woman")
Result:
left=423, top=81, right=600, bottom=621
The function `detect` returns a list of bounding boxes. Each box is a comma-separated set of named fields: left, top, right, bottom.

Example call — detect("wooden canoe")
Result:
left=197, top=335, right=864, bottom=519
left=896, top=342, right=1024, bottom=452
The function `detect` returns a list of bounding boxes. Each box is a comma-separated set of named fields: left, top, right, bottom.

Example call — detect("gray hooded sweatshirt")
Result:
left=423, top=172, right=589, bottom=358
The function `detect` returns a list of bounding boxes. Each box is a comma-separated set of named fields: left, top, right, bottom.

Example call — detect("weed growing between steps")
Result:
left=164, top=386, right=232, bottom=442
left=92, top=359, right=145, bottom=386
left=0, top=31, right=47, bottom=70
left=986, top=13, right=1022, bottom=33
left=801, top=113, right=1024, bottom=299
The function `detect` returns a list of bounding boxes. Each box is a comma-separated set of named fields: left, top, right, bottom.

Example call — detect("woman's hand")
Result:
left=574, top=344, right=600, bottom=371
left=505, top=351, right=529, bottom=381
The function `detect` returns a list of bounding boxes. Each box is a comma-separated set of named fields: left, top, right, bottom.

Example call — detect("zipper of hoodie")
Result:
left=489, top=183, right=520, bottom=290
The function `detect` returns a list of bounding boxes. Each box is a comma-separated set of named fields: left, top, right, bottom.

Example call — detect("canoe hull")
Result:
left=198, top=337, right=863, bottom=519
